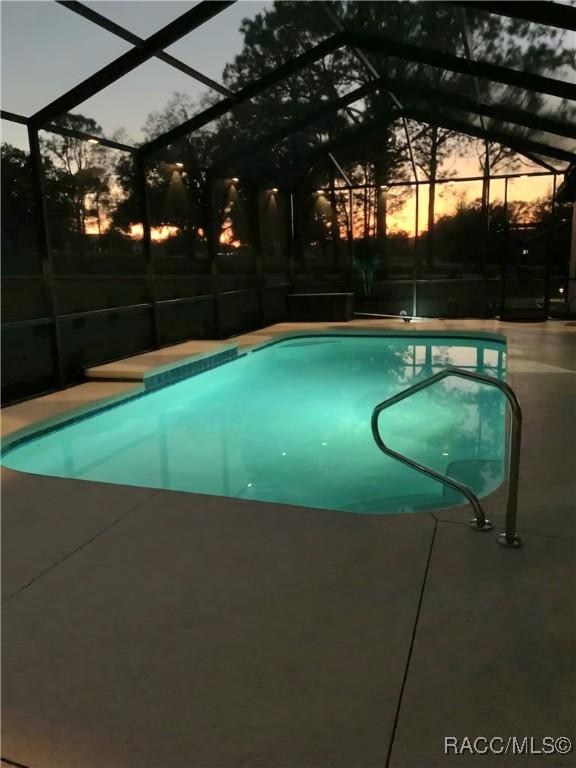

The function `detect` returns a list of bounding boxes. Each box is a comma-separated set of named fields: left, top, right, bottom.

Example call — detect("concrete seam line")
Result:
left=1, top=757, right=34, bottom=768
left=1, top=489, right=161, bottom=605
left=385, top=518, right=438, bottom=768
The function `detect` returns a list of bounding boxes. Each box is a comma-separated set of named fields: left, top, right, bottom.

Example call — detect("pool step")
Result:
left=442, top=460, right=503, bottom=503
left=85, top=341, right=225, bottom=382
left=344, top=460, right=503, bottom=514
left=84, top=334, right=279, bottom=383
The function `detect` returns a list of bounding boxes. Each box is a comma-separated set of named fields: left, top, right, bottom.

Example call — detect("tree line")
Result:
left=2, top=0, right=574, bottom=267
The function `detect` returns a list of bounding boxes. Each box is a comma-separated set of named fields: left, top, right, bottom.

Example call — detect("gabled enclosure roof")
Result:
left=2, top=0, right=575, bottom=178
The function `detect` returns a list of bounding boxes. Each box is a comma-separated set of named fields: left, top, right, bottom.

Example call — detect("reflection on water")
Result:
left=2, top=335, right=506, bottom=515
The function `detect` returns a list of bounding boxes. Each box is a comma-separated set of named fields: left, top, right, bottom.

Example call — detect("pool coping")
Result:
left=4, top=320, right=574, bottom=768
left=0, top=329, right=507, bottom=461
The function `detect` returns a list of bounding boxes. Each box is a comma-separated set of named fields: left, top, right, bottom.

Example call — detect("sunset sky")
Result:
left=391, top=171, right=556, bottom=235
left=1, top=1, right=271, bottom=146
left=1, top=0, right=568, bottom=237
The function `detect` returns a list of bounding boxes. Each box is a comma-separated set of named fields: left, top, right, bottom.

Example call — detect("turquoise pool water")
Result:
left=2, top=333, right=507, bottom=515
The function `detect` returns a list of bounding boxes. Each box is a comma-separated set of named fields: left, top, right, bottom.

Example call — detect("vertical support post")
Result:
left=328, top=167, right=338, bottom=274
left=544, top=174, right=557, bottom=318
left=500, top=177, right=509, bottom=317
left=135, top=152, right=160, bottom=349
left=481, top=145, right=491, bottom=277
left=292, top=183, right=306, bottom=287
left=398, top=115, right=419, bottom=318
left=497, top=347, right=503, bottom=379
left=327, top=149, right=353, bottom=274
left=288, top=191, right=296, bottom=286
left=348, top=186, right=354, bottom=290
left=477, top=346, right=485, bottom=373
left=249, top=182, right=265, bottom=329
left=413, top=183, right=419, bottom=318
left=426, top=126, right=438, bottom=274
left=204, top=170, right=222, bottom=338
left=27, top=125, right=65, bottom=388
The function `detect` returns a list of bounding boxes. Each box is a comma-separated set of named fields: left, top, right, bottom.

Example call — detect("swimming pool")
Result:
left=1, top=332, right=507, bottom=515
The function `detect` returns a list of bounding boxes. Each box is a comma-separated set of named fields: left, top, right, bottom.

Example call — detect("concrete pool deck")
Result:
left=2, top=319, right=575, bottom=767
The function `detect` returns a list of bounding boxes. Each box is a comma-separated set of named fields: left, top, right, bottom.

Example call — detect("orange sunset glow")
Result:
left=219, top=227, right=241, bottom=248
left=341, top=175, right=555, bottom=238
left=81, top=174, right=555, bottom=243
left=83, top=220, right=180, bottom=242
left=127, top=223, right=180, bottom=242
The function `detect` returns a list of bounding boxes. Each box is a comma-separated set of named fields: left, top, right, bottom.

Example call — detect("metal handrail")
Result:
left=371, top=366, right=523, bottom=548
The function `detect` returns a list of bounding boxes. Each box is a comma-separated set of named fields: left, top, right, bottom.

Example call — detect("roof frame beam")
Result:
left=451, top=1, right=576, bottom=32
left=371, top=73, right=576, bottom=140
left=328, top=152, right=353, bottom=187
left=140, top=32, right=347, bottom=158
left=1, top=110, right=28, bottom=126
left=213, top=80, right=381, bottom=173
left=230, top=91, right=573, bottom=185
left=321, top=1, right=419, bottom=185
left=257, top=118, right=413, bottom=188
left=348, top=30, right=576, bottom=102
left=30, top=1, right=236, bottom=128
left=210, top=71, right=573, bottom=179
left=519, top=152, right=560, bottom=174
left=140, top=26, right=575, bottom=159
left=1, top=109, right=136, bottom=152
left=263, top=121, right=447, bottom=189
left=57, top=1, right=234, bottom=98
left=42, top=122, right=137, bottom=153
left=401, top=105, right=574, bottom=164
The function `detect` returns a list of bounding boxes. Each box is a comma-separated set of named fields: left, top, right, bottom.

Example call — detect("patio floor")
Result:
left=2, top=319, right=575, bottom=768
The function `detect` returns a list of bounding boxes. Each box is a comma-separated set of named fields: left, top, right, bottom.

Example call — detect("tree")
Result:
left=36, top=3, right=572, bottom=270
left=41, top=114, right=111, bottom=241
left=209, top=1, right=573, bottom=256
left=412, top=125, right=466, bottom=269
left=1, top=144, right=36, bottom=255
left=0, top=141, right=82, bottom=257
left=463, top=11, right=575, bottom=213
left=410, top=7, right=574, bottom=270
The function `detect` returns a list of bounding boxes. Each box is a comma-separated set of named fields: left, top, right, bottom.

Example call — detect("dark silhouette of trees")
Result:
left=1, top=144, right=37, bottom=256
left=41, top=115, right=111, bottom=240
left=4, top=1, right=574, bottom=273
left=139, top=0, right=572, bottom=261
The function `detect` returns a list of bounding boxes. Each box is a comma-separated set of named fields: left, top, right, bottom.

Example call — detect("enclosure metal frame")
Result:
left=4, top=1, right=574, bottom=157
left=1, top=0, right=575, bottom=399
left=56, top=0, right=236, bottom=98
left=451, top=1, right=576, bottom=32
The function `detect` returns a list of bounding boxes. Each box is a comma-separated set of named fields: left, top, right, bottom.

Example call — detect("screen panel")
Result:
left=0, top=1, right=131, bottom=116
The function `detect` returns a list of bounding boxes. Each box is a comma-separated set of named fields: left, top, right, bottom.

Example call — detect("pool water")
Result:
left=1, top=334, right=507, bottom=515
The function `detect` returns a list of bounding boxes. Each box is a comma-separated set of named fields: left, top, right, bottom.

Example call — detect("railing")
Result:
left=371, top=366, right=523, bottom=548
